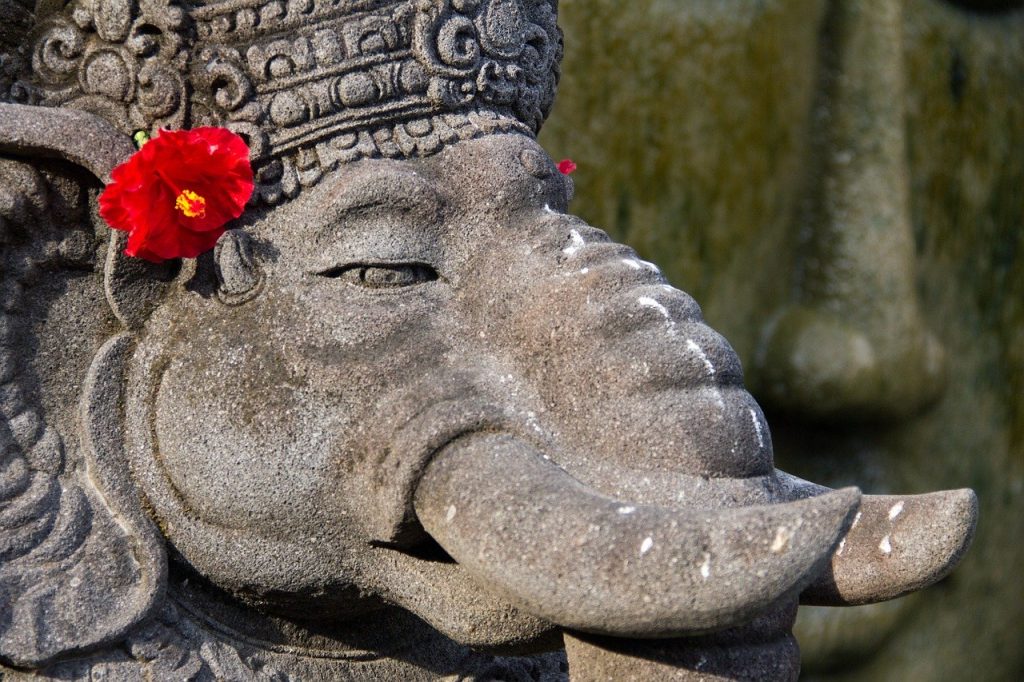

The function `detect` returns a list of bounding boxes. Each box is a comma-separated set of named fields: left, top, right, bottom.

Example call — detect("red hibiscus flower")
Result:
left=99, top=127, right=254, bottom=262
left=557, top=158, right=577, bottom=175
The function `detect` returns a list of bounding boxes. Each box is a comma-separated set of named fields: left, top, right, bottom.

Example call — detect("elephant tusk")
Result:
left=776, top=473, right=978, bottom=606
left=414, top=433, right=861, bottom=637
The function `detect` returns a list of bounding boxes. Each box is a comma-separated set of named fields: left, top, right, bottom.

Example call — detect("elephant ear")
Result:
left=0, top=103, right=168, bottom=667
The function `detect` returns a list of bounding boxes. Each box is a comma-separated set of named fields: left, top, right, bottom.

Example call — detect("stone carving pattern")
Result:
left=9, top=0, right=562, bottom=205
left=21, top=0, right=190, bottom=130
left=0, top=159, right=134, bottom=665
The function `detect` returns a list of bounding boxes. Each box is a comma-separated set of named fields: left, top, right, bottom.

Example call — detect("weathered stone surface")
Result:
left=542, top=0, right=1024, bottom=679
left=0, top=0, right=984, bottom=679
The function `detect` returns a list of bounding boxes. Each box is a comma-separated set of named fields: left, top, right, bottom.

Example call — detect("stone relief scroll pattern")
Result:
left=0, top=160, right=92, bottom=563
left=9, top=0, right=562, bottom=206
left=18, top=0, right=190, bottom=132
left=0, top=158, right=158, bottom=669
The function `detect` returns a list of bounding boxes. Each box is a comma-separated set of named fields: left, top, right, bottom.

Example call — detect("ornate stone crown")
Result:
left=9, top=0, right=562, bottom=204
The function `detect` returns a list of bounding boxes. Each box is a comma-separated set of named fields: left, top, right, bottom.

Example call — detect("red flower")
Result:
left=99, top=127, right=254, bottom=262
left=557, top=158, right=577, bottom=175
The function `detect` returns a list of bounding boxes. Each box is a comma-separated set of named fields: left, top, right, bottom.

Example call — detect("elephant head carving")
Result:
left=0, top=0, right=976, bottom=679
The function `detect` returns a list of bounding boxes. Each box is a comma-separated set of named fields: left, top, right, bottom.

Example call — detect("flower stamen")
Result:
left=175, top=189, right=207, bottom=218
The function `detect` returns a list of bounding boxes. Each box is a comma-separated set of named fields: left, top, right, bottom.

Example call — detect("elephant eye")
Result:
left=317, top=263, right=439, bottom=289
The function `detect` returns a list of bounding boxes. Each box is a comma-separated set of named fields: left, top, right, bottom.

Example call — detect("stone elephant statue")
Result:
left=0, top=101, right=976, bottom=680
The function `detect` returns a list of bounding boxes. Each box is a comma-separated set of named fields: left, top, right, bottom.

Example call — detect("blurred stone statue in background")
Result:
left=541, top=0, right=1024, bottom=679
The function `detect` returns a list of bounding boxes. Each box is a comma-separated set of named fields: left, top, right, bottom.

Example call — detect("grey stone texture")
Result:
left=0, top=0, right=978, bottom=679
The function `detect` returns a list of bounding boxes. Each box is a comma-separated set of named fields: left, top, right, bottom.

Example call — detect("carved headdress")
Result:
left=9, top=0, right=562, bottom=204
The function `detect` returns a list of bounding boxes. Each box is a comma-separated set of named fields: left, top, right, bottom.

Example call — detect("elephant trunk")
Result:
left=413, top=432, right=861, bottom=637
